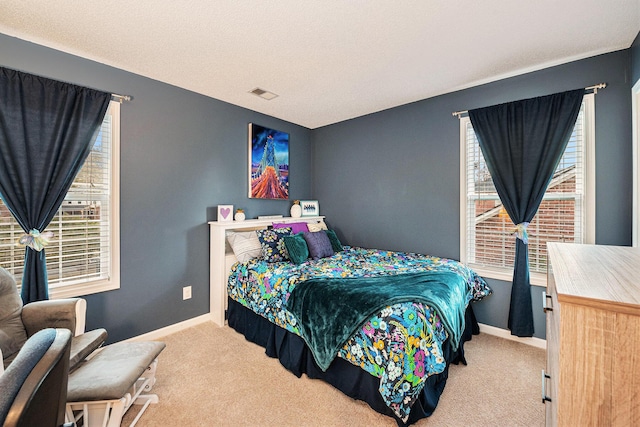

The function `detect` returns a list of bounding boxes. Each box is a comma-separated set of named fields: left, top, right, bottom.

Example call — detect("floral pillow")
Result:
left=256, top=227, right=293, bottom=262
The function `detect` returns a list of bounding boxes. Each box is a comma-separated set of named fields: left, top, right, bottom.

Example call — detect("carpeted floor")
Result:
left=122, top=321, right=545, bottom=426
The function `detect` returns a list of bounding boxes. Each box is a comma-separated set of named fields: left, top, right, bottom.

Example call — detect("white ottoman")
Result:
left=65, top=341, right=165, bottom=427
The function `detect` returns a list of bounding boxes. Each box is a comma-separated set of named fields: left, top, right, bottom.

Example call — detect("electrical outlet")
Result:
left=182, top=286, right=192, bottom=300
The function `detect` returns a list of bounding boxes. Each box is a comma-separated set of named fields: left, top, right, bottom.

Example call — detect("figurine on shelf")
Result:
left=290, top=200, right=302, bottom=218
left=234, top=208, right=246, bottom=221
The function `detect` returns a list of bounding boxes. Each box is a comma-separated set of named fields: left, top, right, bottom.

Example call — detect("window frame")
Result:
left=48, top=100, right=121, bottom=298
left=633, top=79, right=640, bottom=247
left=459, top=94, right=595, bottom=287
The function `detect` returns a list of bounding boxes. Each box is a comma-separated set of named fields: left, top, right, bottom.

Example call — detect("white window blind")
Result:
left=461, top=95, right=594, bottom=281
left=0, top=101, right=120, bottom=296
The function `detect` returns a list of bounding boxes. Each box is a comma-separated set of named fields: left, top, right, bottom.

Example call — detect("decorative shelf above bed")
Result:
left=208, top=216, right=325, bottom=326
left=208, top=215, right=324, bottom=230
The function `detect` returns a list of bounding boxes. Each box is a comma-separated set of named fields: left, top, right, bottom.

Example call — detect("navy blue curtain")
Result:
left=468, top=89, right=584, bottom=336
left=0, top=67, right=111, bottom=303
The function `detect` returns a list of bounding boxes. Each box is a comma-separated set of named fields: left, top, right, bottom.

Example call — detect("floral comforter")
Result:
left=227, top=246, right=491, bottom=421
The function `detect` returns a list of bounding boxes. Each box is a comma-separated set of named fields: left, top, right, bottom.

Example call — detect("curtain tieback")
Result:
left=513, top=222, right=529, bottom=244
left=17, top=229, right=54, bottom=252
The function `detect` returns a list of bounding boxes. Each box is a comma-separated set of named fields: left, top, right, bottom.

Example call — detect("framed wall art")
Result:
left=300, top=200, right=319, bottom=217
left=248, top=123, right=289, bottom=199
left=217, top=205, right=233, bottom=222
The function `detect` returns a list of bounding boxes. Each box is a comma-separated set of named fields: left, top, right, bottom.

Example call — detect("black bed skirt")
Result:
left=227, top=298, right=479, bottom=426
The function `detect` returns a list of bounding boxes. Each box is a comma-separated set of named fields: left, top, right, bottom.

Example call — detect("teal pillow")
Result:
left=325, top=229, right=343, bottom=252
left=283, top=233, right=310, bottom=264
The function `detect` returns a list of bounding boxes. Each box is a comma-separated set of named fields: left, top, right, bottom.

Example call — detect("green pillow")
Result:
left=283, top=233, right=310, bottom=264
left=325, top=229, right=343, bottom=252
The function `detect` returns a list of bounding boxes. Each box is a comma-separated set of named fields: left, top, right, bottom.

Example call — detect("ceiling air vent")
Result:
left=249, top=87, right=278, bottom=100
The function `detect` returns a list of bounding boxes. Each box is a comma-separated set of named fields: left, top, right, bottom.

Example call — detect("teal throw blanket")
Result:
left=286, top=271, right=471, bottom=371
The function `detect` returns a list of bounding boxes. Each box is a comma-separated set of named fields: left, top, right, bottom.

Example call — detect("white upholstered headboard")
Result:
left=208, top=216, right=325, bottom=326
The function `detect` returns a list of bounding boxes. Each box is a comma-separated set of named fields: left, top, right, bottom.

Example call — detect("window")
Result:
left=0, top=101, right=120, bottom=298
left=460, top=94, right=595, bottom=286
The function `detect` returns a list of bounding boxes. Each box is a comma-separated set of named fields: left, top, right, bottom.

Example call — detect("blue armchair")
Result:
left=0, top=267, right=107, bottom=371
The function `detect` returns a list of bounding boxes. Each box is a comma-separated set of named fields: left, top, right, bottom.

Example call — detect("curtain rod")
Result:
left=451, top=83, right=607, bottom=118
left=3, top=65, right=132, bottom=103
left=111, top=93, right=132, bottom=103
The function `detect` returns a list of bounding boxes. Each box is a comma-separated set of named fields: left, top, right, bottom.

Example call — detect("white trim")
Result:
left=443, top=49, right=621, bottom=105
left=478, top=323, right=546, bottom=349
left=105, top=314, right=550, bottom=353
left=632, top=79, right=640, bottom=246
left=110, top=100, right=122, bottom=293
left=124, top=317, right=548, bottom=350
left=459, top=117, right=468, bottom=263
left=583, top=93, right=596, bottom=244
left=122, top=314, right=212, bottom=342
left=74, top=298, right=87, bottom=335
left=50, top=278, right=120, bottom=299
left=471, top=265, right=548, bottom=287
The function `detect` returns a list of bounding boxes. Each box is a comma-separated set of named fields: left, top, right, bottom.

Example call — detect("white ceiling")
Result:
left=0, top=1, right=638, bottom=129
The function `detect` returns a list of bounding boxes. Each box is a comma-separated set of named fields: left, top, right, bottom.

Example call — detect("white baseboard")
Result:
left=122, top=316, right=546, bottom=351
left=478, top=323, right=547, bottom=350
left=123, top=314, right=213, bottom=342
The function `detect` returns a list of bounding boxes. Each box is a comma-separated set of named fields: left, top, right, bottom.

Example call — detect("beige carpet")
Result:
left=122, top=322, right=545, bottom=426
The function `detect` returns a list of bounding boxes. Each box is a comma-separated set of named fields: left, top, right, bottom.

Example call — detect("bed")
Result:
left=208, top=217, right=491, bottom=425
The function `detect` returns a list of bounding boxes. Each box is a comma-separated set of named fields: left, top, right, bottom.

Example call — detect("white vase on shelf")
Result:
left=290, top=202, right=302, bottom=218
left=234, top=211, right=245, bottom=221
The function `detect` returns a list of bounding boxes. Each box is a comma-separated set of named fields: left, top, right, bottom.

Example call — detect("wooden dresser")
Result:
left=544, top=243, right=640, bottom=426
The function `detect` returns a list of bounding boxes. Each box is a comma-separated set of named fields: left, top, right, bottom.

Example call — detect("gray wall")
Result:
left=0, top=34, right=315, bottom=343
left=1, top=30, right=637, bottom=342
left=313, top=49, right=634, bottom=339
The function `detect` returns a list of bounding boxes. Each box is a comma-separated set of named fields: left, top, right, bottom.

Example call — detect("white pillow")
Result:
left=307, top=221, right=328, bottom=232
left=227, top=231, right=262, bottom=263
